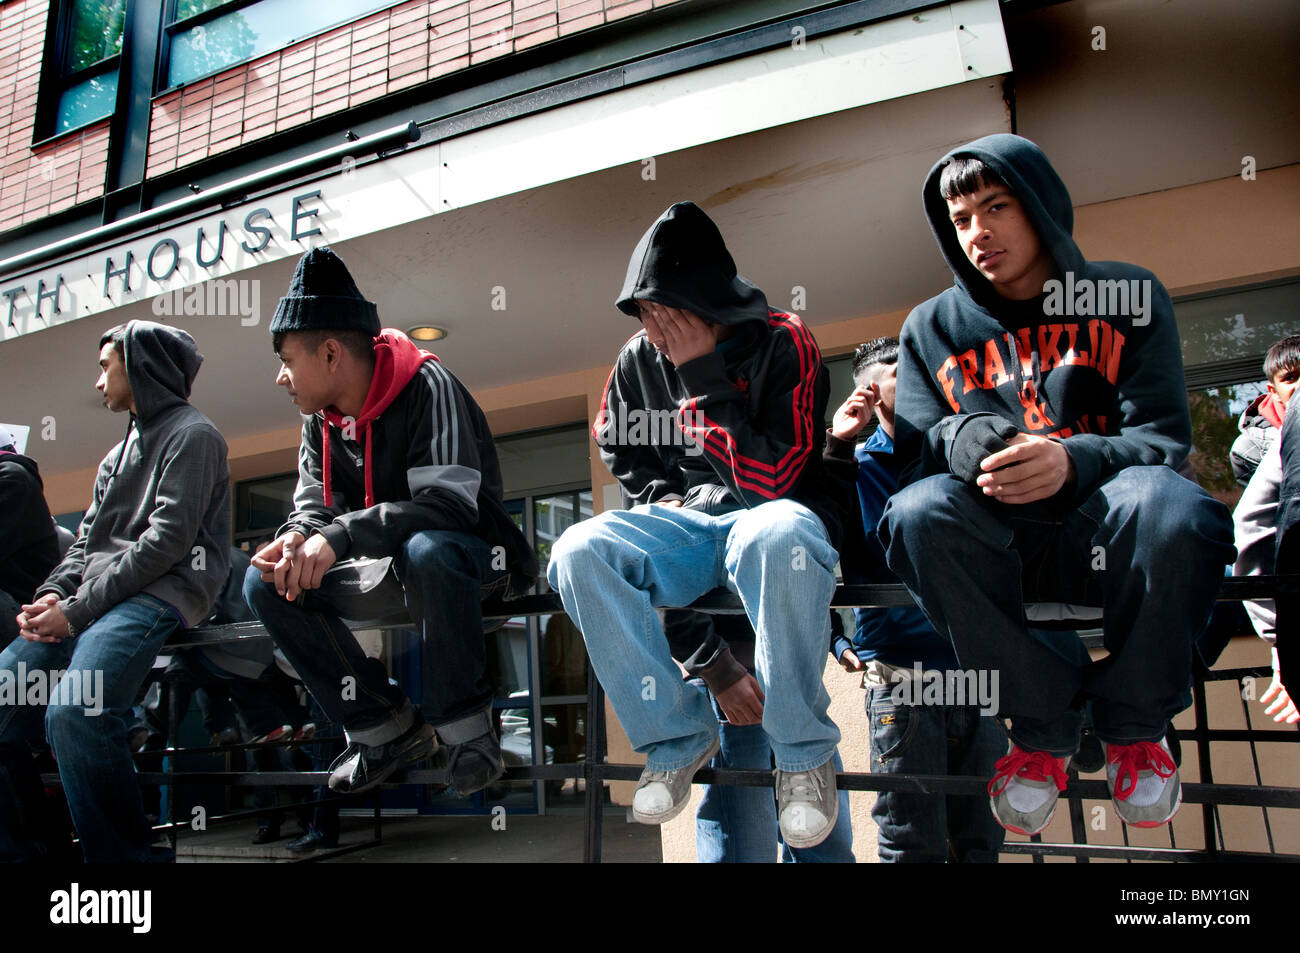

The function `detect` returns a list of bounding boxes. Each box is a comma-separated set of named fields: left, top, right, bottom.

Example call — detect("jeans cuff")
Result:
left=1092, top=727, right=1170, bottom=746
left=345, top=700, right=416, bottom=746
left=644, top=730, right=720, bottom=772
left=772, top=747, right=837, bottom=774
left=1007, top=715, right=1081, bottom=758
left=435, top=708, right=492, bottom=745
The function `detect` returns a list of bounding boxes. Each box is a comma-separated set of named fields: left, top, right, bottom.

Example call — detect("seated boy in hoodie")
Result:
left=4, top=321, right=230, bottom=862
left=877, top=135, right=1236, bottom=836
left=245, top=247, right=536, bottom=799
left=548, top=202, right=844, bottom=849
left=1229, top=335, right=1298, bottom=486
left=1231, top=334, right=1300, bottom=724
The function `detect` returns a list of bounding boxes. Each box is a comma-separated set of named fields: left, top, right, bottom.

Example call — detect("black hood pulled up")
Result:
left=615, top=202, right=770, bottom=327
left=922, top=133, right=1085, bottom=313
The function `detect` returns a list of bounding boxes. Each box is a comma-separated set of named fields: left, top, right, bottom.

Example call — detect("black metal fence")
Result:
left=49, top=576, right=1298, bottom=863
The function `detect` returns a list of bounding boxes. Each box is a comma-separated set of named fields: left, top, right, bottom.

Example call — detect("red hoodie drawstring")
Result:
left=363, top=422, right=374, bottom=508
left=316, top=330, right=436, bottom=512
left=322, top=427, right=333, bottom=508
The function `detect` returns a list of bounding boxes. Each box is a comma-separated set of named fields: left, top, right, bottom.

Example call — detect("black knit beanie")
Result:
left=269, top=247, right=380, bottom=336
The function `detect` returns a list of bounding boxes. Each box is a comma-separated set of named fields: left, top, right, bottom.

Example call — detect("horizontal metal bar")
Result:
left=70, top=765, right=1300, bottom=809
left=1000, top=842, right=1296, bottom=863
left=171, top=575, right=1300, bottom=647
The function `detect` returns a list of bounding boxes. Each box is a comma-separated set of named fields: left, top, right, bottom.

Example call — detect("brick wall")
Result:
left=0, top=0, right=685, bottom=235
left=146, top=0, right=685, bottom=177
left=0, top=0, right=110, bottom=235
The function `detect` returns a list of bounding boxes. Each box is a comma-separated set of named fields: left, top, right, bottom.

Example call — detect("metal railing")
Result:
left=46, top=575, right=1298, bottom=863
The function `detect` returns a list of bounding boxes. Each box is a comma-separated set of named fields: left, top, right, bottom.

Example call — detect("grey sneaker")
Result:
left=776, top=758, right=839, bottom=849
left=328, top=723, right=438, bottom=795
left=631, top=735, right=720, bottom=825
left=987, top=743, right=1070, bottom=836
left=1105, top=737, right=1181, bottom=828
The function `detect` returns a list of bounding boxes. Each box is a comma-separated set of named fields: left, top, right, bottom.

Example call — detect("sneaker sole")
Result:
left=631, top=735, right=720, bottom=826
left=329, top=734, right=438, bottom=796
left=1119, top=786, right=1182, bottom=829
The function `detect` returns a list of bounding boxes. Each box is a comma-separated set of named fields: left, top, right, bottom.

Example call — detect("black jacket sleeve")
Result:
left=595, top=348, right=686, bottom=507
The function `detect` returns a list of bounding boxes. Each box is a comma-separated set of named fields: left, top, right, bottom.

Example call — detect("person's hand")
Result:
left=641, top=303, right=720, bottom=366
left=832, top=387, right=875, bottom=442
left=1261, top=672, right=1299, bottom=725
left=976, top=434, right=1076, bottom=504
left=714, top=672, right=765, bottom=726
left=838, top=648, right=864, bottom=673
left=18, top=594, right=70, bottom=642
left=281, top=534, right=337, bottom=602
left=251, top=531, right=307, bottom=595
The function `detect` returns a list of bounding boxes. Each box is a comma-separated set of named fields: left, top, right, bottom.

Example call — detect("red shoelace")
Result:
left=987, top=747, right=1069, bottom=797
left=1106, top=741, right=1175, bottom=801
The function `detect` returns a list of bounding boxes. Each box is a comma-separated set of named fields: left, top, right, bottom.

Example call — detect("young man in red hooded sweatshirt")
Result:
left=245, top=247, right=536, bottom=797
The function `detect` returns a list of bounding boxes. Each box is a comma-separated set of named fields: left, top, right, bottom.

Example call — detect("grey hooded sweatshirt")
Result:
left=41, top=321, right=230, bottom=632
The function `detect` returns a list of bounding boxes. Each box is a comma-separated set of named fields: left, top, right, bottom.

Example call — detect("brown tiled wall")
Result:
left=147, top=0, right=685, bottom=177
left=0, top=0, right=110, bottom=235
left=0, top=0, right=683, bottom=235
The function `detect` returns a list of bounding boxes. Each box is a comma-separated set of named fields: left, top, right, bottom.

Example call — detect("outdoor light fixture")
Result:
left=408, top=325, right=447, bottom=342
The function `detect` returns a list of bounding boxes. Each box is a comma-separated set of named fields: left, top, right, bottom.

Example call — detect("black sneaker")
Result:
left=435, top=712, right=506, bottom=797
left=286, top=828, right=338, bottom=852
left=327, top=723, right=438, bottom=795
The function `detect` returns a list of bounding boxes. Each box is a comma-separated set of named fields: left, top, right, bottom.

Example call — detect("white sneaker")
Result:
left=631, top=735, right=720, bottom=825
left=776, top=758, right=839, bottom=849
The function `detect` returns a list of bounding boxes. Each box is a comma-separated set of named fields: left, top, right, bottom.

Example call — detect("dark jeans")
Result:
left=866, top=686, right=1006, bottom=862
left=243, top=530, right=502, bottom=745
left=0, top=593, right=182, bottom=862
left=880, top=466, right=1235, bottom=754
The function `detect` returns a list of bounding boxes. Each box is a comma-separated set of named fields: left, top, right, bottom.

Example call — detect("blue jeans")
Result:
left=243, top=529, right=502, bottom=745
left=0, top=593, right=182, bottom=862
left=548, top=500, right=841, bottom=772
left=866, top=684, right=1006, bottom=862
left=880, top=467, right=1235, bottom=754
left=696, top=689, right=853, bottom=862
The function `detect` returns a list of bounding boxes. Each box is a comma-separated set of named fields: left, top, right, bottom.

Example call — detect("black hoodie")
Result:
left=0, top=449, right=59, bottom=605
left=894, top=134, right=1191, bottom=501
left=596, top=202, right=841, bottom=548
